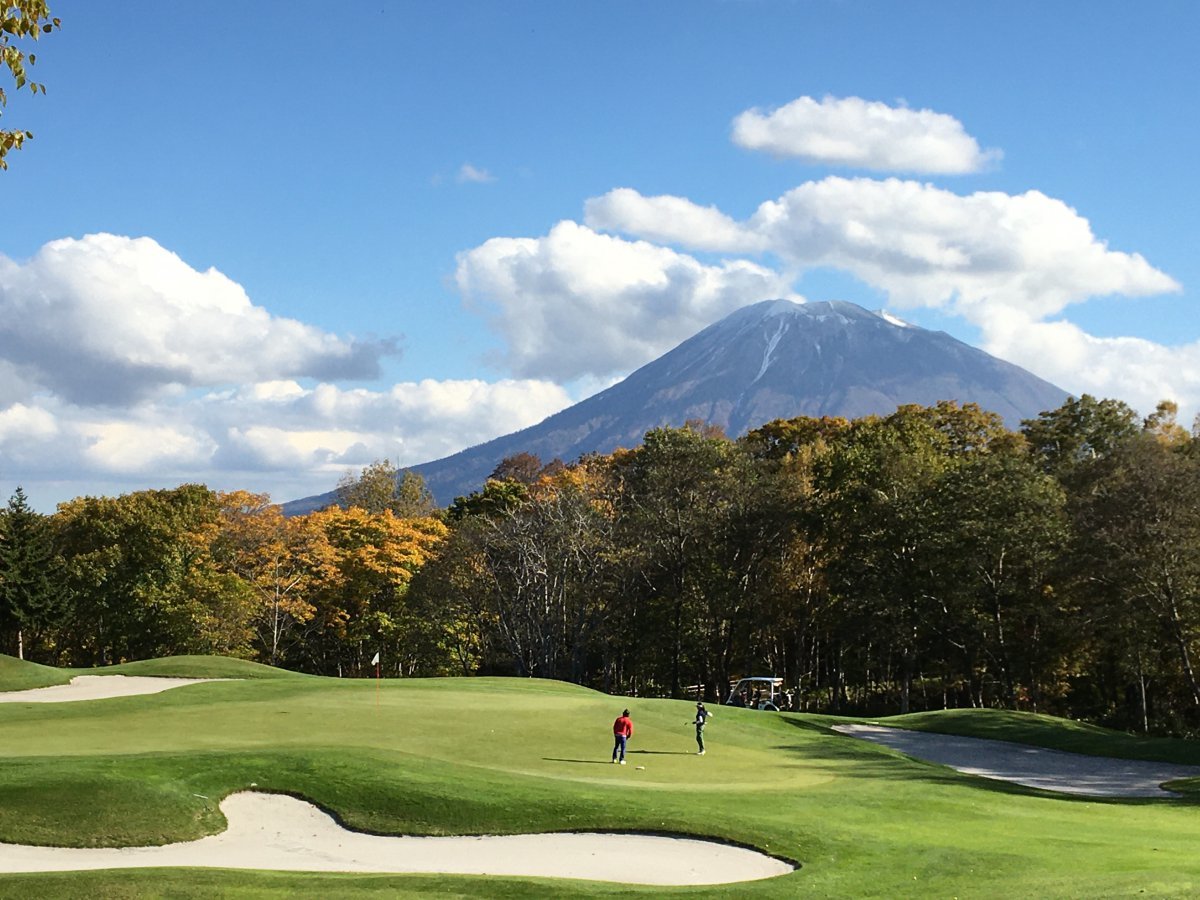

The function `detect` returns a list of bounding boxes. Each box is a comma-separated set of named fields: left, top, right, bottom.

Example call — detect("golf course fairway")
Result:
left=3, top=655, right=1200, bottom=897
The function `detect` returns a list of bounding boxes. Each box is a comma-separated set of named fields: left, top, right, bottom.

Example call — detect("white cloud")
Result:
left=731, top=95, right=1001, bottom=174
left=0, top=234, right=390, bottom=406
left=83, top=420, right=216, bottom=474
left=202, top=377, right=573, bottom=477
left=755, top=178, right=1179, bottom=320
left=977, top=312, right=1200, bottom=425
left=457, top=163, right=495, bottom=184
left=0, top=403, right=59, bottom=443
left=592, top=178, right=1179, bottom=323
left=455, top=220, right=797, bottom=381
left=584, top=188, right=764, bottom=253
left=585, top=177, right=1193, bottom=419
left=0, top=378, right=573, bottom=506
left=0, top=233, right=576, bottom=508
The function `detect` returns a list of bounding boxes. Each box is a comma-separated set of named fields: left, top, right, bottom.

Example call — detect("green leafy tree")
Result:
left=926, top=443, right=1070, bottom=708
left=740, top=417, right=847, bottom=705
left=1022, top=394, right=1141, bottom=480
left=54, top=485, right=234, bottom=664
left=407, top=517, right=496, bottom=676
left=446, top=478, right=530, bottom=522
left=610, top=423, right=750, bottom=697
left=336, top=460, right=437, bottom=517
left=1, top=1, right=59, bottom=170
left=813, top=404, right=1009, bottom=712
left=741, top=416, right=852, bottom=462
left=1071, top=435, right=1200, bottom=727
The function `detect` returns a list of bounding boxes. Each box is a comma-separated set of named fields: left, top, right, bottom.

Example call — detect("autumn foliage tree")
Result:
left=1, top=1, right=59, bottom=169
left=297, top=506, right=446, bottom=676
left=212, top=492, right=333, bottom=666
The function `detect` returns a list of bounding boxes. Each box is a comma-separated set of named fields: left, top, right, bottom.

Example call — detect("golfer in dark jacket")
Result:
left=612, top=709, right=633, bottom=764
left=693, top=702, right=712, bottom=755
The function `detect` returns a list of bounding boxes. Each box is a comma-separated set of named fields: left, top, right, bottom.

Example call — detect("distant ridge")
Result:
left=284, top=299, right=1068, bottom=513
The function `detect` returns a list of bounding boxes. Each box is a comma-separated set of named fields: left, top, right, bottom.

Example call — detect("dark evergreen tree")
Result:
left=0, top=487, right=65, bottom=660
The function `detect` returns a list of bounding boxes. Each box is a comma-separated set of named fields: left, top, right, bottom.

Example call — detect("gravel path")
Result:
left=833, top=723, right=1200, bottom=798
left=0, top=791, right=794, bottom=884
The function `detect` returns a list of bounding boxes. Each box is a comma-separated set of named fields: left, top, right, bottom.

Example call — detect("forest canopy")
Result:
left=2, top=395, right=1199, bottom=735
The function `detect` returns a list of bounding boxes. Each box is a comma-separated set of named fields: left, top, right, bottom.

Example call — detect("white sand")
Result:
left=834, top=723, right=1200, bottom=797
left=0, top=675, right=231, bottom=703
left=0, top=791, right=794, bottom=884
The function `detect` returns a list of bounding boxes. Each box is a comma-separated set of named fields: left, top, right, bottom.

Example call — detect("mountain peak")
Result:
left=713, top=300, right=915, bottom=343
left=723, top=298, right=879, bottom=323
left=283, top=299, right=1068, bottom=514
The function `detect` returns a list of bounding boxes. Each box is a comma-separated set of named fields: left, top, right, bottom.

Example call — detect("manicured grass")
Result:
left=3, top=657, right=1200, bottom=896
left=96, top=655, right=311, bottom=682
left=0, top=654, right=300, bottom=693
left=0, top=654, right=72, bottom=691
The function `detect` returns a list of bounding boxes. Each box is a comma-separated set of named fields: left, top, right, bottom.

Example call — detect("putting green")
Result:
left=3, top=655, right=1200, bottom=898
left=0, top=673, right=835, bottom=790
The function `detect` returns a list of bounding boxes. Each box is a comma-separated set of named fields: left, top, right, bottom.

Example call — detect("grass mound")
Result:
left=0, top=655, right=72, bottom=692
left=94, top=655, right=307, bottom=681
left=1, top=654, right=304, bottom=692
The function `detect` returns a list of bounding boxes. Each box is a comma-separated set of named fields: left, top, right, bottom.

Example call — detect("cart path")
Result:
left=833, top=723, right=1200, bottom=797
left=0, top=791, right=794, bottom=884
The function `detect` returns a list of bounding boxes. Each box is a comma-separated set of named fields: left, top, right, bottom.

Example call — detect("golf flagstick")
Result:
left=372, top=651, right=380, bottom=707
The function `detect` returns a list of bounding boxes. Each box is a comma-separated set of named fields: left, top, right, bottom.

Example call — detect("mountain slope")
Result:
left=285, top=299, right=1068, bottom=512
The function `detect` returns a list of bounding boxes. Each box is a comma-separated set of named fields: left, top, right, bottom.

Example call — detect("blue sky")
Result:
left=2, top=1, right=1197, bottom=510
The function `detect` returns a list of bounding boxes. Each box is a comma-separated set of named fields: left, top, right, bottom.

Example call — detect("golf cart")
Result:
left=725, top=676, right=785, bottom=711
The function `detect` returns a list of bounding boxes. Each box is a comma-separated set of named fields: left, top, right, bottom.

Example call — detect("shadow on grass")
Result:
left=773, top=717, right=1184, bottom=807
left=541, top=749, right=694, bottom=766
left=627, top=750, right=693, bottom=756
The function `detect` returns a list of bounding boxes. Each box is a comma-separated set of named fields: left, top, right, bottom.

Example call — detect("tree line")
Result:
left=2, top=395, right=1199, bottom=735
left=0, top=482, right=447, bottom=678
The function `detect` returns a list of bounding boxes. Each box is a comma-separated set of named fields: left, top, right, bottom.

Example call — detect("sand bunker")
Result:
left=0, top=675, right=231, bottom=703
left=0, top=791, right=793, bottom=884
left=834, top=723, right=1200, bottom=798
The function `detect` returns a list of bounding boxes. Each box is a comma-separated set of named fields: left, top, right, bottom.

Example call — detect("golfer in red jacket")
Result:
left=611, top=709, right=633, bottom=764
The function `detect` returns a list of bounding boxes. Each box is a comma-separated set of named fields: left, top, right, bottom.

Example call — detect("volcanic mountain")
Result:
left=284, top=299, right=1068, bottom=513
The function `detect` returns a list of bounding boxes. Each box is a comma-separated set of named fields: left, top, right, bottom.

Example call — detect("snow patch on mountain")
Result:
left=753, top=318, right=790, bottom=384
left=873, top=309, right=911, bottom=328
